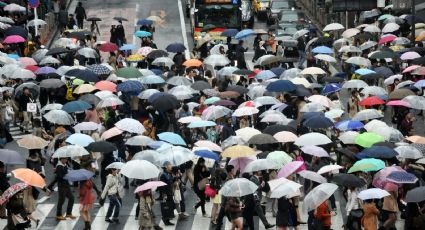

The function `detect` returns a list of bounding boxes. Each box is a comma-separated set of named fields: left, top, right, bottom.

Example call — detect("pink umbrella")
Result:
left=383, top=182, right=399, bottom=192
left=278, top=161, right=304, bottom=178
left=229, top=156, right=257, bottom=172
left=95, top=81, right=117, bottom=92
left=372, top=166, right=404, bottom=189
left=19, top=57, right=37, bottom=67
left=101, top=127, right=123, bottom=140
left=402, top=65, right=421, bottom=73
left=137, top=46, right=153, bottom=56
left=273, top=131, right=298, bottom=143
left=301, top=146, right=329, bottom=157
left=400, top=51, right=421, bottom=61
left=378, top=35, right=396, bottom=45
left=134, top=181, right=166, bottom=193
left=194, top=140, right=223, bottom=152
left=386, top=100, right=410, bottom=107
left=3, top=35, right=25, bottom=44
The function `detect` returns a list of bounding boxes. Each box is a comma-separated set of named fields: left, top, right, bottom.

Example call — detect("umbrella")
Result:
left=146, top=50, right=168, bottom=59
left=194, top=149, right=219, bottom=161
left=360, top=41, right=377, bottom=51
left=62, top=100, right=92, bottom=113
left=65, top=133, right=94, bottom=147
left=317, top=164, right=343, bottom=174
left=43, top=110, right=74, bottom=125
left=301, top=146, right=329, bottom=158
left=99, top=42, right=118, bottom=52
left=52, top=145, right=90, bottom=158
left=106, top=162, right=125, bottom=170
left=382, top=22, right=400, bottom=33
left=121, top=160, right=159, bottom=180
left=266, top=151, right=293, bottom=167
left=16, top=134, right=49, bottom=149
left=312, top=46, right=333, bottom=54
left=273, top=131, right=298, bottom=143
left=221, top=136, right=247, bottom=149
left=236, top=127, right=261, bottom=142
left=116, top=67, right=143, bottom=78
left=232, top=107, right=259, bottom=117
left=221, top=178, right=258, bottom=197
left=12, top=168, right=45, bottom=188
left=302, top=183, right=338, bottom=211
left=389, top=88, right=415, bottom=100
left=64, top=169, right=95, bottom=182
left=74, top=122, right=100, bottom=132
left=188, top=120, right=216, bottom=128
left=79, top=94, right=101, bottom=106
left=134, top=181, right=167, bottom=193
left=359, top=96, right=385, bottom=106
left=0, top=183, right=29, bottom=205
left=406, top=186, right=425, bottom=203
left=323, top=23, right=344, bottom=31
left=244, top=159, right=279, bottom=173
left=157, top=132, right=186, bottom=146
left=335, top=120, right=364, bottom=131
left=166, top=43, right=186, bottom=53
left=0, top=149, right=24, bottom=165
left=332, top=174, right=366, bottom=187
left=202, top=105, right=231, bottom=120
left=358, top=188, right=390, bottom=200
left=87, top=64, right=112, bottom=76
left=248, top=134, right=278, bottom=145
left=39, top=56, right=61, bottom=65
left=315, top=54, right=336, bottom=63
left=139, top=75, right=166, bottom=85
left=348, top=158, right=385, bottom=173
left=40, top=103, right=63, bottom=113
left=234, top=29, right=255, bottom=40
left=77, top=47, right=99, bottom=58
left=298, top=170, right=327, bottom=183
left=115, top=118, right=146, bottom=134
left=387, top=171, right=418, bottom=184
left=395, top=146, right=423, bottom=159
left=346, top=57, right=371, bottom=67
left=150, top=93, right=179, bottom=111
left=352, top=109, right=383, bottom=121
left=126, top=135, right=154, bottom=146
left=138, top=89, right=160, bottom=100
left=3, top=35, right=25, bottom=44
left=204, top=54, right=230, bottom=66
left=194, top=140, right=222, bottom=152
left=356, top=146, right=398, bottom=159
left=342, top=28, right=360, bottom=38
left=266, top=80, right=296, bottom=92
left=228, top=156, right=256, bottom=172
left=339, top=45, right=362, bottom=53
left=255, top=55, right=284, bottom=66
left=39, top=79, right=65, bottom=90
left=294, top=133, right=332, bottom=146
left=157, top=146, right=193, bottom=166
left=355, top=132, right=385, bottom=148
left=402, top=96, right=425, bottom=110
left=256, top=70, right=276, bottom=80
left=303, top=115, right=334, bottom=129
left=86, top=141, right=117, bottom=152
left=117, top=81, right=143, bottom=93
left=65, top=69, right=99, bottom=82
left=278, top=161, right=304, bottom=178
left=222, top=145, right=255, bottom=158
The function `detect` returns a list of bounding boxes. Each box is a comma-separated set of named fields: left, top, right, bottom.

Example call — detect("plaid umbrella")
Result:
left=0, top=183, right=29, bottom=205
left=87, top=64, right=111, bottom=76
left=387, top=171, right=418, bottom=184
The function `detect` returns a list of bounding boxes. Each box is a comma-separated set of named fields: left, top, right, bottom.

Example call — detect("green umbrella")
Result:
left=204, top=97, right=221, bottom=105
left=348, top=158, right=385, bottom=173
left=116, top=67, right=143, bottom=79
left=266, top=151, right=293, bottom=168
left=355, top=132, right=384, bottom=148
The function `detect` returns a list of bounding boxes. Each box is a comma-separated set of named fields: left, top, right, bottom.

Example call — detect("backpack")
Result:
left=65, top=81, right=75, bottom=101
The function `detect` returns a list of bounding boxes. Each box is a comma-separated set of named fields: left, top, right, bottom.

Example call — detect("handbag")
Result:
left=197, top=178, right=208, bottom=190
left=205, top=184, right=217, bottom=197
left=12, top=213, right=29, bottom=226
left=26, top=102, right=37, bottom=113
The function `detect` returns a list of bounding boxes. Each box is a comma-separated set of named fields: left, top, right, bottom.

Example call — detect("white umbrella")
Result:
left=126, top=135, right=154, bottom=146
left=157, top=146, right=194, bottom=166
left=52, top=145, right=89, bottom=158
left=395, top=146, right=423, bottom=159
left=270, top=179, right=302, bottom=198
left=358, top=188, right=390, bottom=200
left=259, top=110, right=282, bottom=118
left=115, top=118, right=146, bottom=134
left=364, top=119, right=387, bottom=132
left=338, top=131, right=359, bottom=144
left=232, top=107, right=259, bottom=117
left=292, top=29, right=309, bottom=39
left=295, top=133, right=332, bottom=146
left=27, top=19, right=46, bottom=27
left=133, top=150, right=160, bottom=165
left=325, top=109, right=344, bottom=119
left=96, top=97, right=125, bottom=108
left=314, top=54, right=336, bottom=63
left=4, top=3, right=26, bottom=12
left=361, top=86, right=388, bottom=96
left=0, top=64, right=20, bottom=78
left=281, top=68, right=301, bottom=80
left=360, top=41, right=377, bottom=51
left=291, top=77, right=311, bottom=87
left=384, top=74, right=403, bottom=85
left=342, top=79, right=368, bottom=89
left=74, top=121, right=99, bottom=132
left=201, top=105, right=232, bottom=120
left=323, top=23, right=344, bottom=31
left=95, top=90, right=114, bottom=99
left=204, top=54, right=230, bottom=66
left=352, top=109, right=383, bottom=121
left=43, top=110, right=74, bottom=125
left=342, top=28, right=360, bottom=38
left=152, top=57, right=174, bottom=66
left=339, top=45, right=362, bottom=53
left=400, top=52, right=421, bottom=61
left=382, top=23, right=400, bottom=33
left=236, top=127, right=261, bottom=142
left=253, top=96, right=280, bottom=105
left=300, top=67, right=326, bottom=75
left=302, top=183, right=338, bottom=211
left=0, top=16, right=14, bottom=24
left=106, top=162, right=125, bottom=170
left=77, top=47, right=99, bottom=58
left=244, top=159, right=280, bottom=173
left=364, top=25, right=381, bottom=33
left=261, top=113, right=292, bottom=124
left=346, top=56, right=371, bottom=67
left=209, top=44, right=228, bottom=55
left=402, top=96, right=425, bottom=110
left=169, top=85, right=198, bottom=100
left=298, top=170, right=327, bottom=183
left=40, top=56, right=60, bottom=65
left=178, top=116, right=202, bottom=124
left=308, top=95, right=333, bottom=107
left=247, top=84, right=266, bottom=99
left=221, top=136, right=247, bottom=149
left=300, top=102, right=325, bottom=112
left=317, top=164, right=343, bottom=174
left=138, top=89, right=160, bottom=100
left=10, top=68, right=35, bottom=79
left=221, top=178, right=258, bottom=197
left=41, top=103, right=63, bottom=113
left=121, top=160, right=160, bottom=180
left=52, top=38, right=74, bottom=48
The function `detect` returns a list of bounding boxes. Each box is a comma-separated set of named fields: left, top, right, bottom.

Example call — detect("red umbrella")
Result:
left=25, top=65, right=39, bottom=73
left=378, top=35, right=396, bottom=45
left=99, top=42, right=118, bottom=52
left=359, top=96, right=385, bottom=106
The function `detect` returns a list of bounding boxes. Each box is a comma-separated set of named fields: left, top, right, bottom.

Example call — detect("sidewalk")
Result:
left=46, top=0, right=77, bottom=48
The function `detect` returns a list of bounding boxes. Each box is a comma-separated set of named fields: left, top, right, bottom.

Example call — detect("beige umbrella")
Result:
left=323, top=23, right=344, bottom=31
left=314, top=54, right=337, bottom=63
left=342, top=28, right=360, bottom=39
left=17, top=135, right=49, bottom=149
left=300, top=67, right=326, bottom=75
left=73, top=84, right=96, bottom=94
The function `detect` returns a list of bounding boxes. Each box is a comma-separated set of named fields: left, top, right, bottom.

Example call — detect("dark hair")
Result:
left=225, top=164, right=234, bottom=173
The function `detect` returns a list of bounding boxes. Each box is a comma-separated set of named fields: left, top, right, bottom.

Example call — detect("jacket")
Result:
left=101, top=173, right=124, bottom=199
left=361, top=203, right=379, bottom=230
left=55, top=162, right=69, bottom=186
left=315, top=202, right=331, bottom=227
left=139, top=196, right=154, bottom=228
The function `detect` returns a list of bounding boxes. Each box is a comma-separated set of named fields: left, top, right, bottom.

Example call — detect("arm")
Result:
left=101, top=176, right=111, bottom=199
left=346, top=190, right=355, bottom=213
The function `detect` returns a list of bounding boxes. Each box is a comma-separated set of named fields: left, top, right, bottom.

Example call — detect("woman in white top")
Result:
left=345, top=187, right=362, bottom=230
left=100, top=168, right=124, bottom=223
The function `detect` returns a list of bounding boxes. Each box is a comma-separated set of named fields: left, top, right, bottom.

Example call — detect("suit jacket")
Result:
left=250, top=175, right=262, bottom=201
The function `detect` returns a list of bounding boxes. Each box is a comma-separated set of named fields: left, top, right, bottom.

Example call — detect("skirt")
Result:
left=80, top=204, right=93, bottom=212
left=213, top=190, right=221, bottom=204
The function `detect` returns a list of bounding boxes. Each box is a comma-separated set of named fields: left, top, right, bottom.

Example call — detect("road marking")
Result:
left=177, top=0, right=190, bottom=59
left=90, top=205, right=110, bottom=229
left=192, top=200, right=213, bottom=229
left=54, top=204, right=80, bottom=230
left=122, top=203, right=138, bottom=228
left=34, top=204, right=55, bottom=229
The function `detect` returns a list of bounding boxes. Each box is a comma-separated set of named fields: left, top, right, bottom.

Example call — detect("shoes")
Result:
left=164, top=221, right=174, bottom=226
left=0, top=216, right=7, bottom=219
left=66, top=214, right=76, bottom=219
left=105, top=218, right=113, bottom=223
left=113, top=219, right=120, bottom=224
left=56, top=216, right=66, bottom=221
left=19, top=126, right=23, bottom=132
left=202, top=213, right=208, bottom=218
left=211, top=220, right=217, bottom=225
left=265, top=224, right=275, bottom=229
left=178, top=213, right=189, bottom=219
left=36, top=219, right=40, bottom=227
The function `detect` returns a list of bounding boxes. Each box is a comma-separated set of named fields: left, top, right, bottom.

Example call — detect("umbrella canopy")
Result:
left=221, top=178, right=258, bottom=197
left=356, top=146, right=398, bottom=159
left=303, top=183, right=338, bottom=211
left=121, top=160, right=160, bottom=180
left=387, top=171, right=418, bottom=184
left=406, top=186, right=425, bottom=203
left=244, top=159, right=279, bottom=173
left=317, top=164, right=343, bottom=174
left=64, top=169, right=95, bottom=182
left=336, top=120, right=364, bottom=131
left=194, top=149, right=219, bottom=161
left=0, top=149, right=24, bottom=165
left=0, top=183, right=29, bottom=205
left=358, top=188, right=390, bottom=200
left=235, top=127, right=261, bottom=142
left=134, top=181, right=167, bottom=193
left=115, top=118, right=146, bottom=134
left=348, top=158, right=385, bottom=173
left=157, top=132, right=186, bottom=146
left=352, top=109, right=383, bottom=121
left=150, top=93, right=179, bottom=111
left=270, top=178, right=303, bottom=198
left=395, top=146, right=423, bottom=159
left=12, top=168, right=45, bottom=188
left=298, top=170, right=327, bottom=183
left=301, top=146, right=329, bottom=157
left=62, top=100, right=92, bottom=113
left=323, top=23, right=344, bottom=31
left=16, top=135, right=49, bottom=149
left=332, top=173, right=366, bottom=187
left=273, top=131, right=298, bottom=143
left=52, top=145, right=90, bottom=158
left=248, top=134, right=278, bottom=145
left=294, top=133, right=332, bottom=146
left=222, top=145, right=255, bottom=158
left=86, top=141, right=117, bottom=153
left=126, top=135, right=154, bottom=147
left=278, top=161, right=304, bottom=178
left=355, top=132, right=385, bottom=148
left=65, top=133, right=94, bottom=147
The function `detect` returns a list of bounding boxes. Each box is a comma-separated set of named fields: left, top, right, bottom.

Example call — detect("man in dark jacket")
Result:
left=158, top=162, right=175, bottom=225
left=74, top=2, right=86, bottom=29
left=250, top=171, right=275, bottom=229
left=54, top=158, right=75, bottom=220
left=17, top=87, right=34, bottom=133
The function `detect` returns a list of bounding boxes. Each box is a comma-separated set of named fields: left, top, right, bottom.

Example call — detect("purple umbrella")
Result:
left=64, top=169, right=95, bottom=182
left=35, top=66, right=56, bottom=75
left=229, top=156, right=257, bottom=172
left=278, top=161, right=304, bottom=178
left=213, top=100, right=236, bottom=106
left=301, top=146, right=329, bottom=157
left=0, top=149, right=24, bottom=165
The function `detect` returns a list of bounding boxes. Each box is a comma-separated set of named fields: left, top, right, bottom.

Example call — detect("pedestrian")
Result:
left=224, top=196, right=243, bottom=230
left=314, top=200, right=336, bottom=230
left=193, top=157, right=210, bottom=217
left=6, top=191, right=31, bottom=230
left=80, top=179, right=96, bottom=230
left=53, top=157, right=76, bottom=221
left=22, top=186, right=39, bottom=227
left=345, top=186, right=362, bottom=230
left=276, top=196, right=298, bottom=230
left=138, top=189, right=158, bottom=230
left=158, top=161, right=176, bottom=225
left=172, top=167, right=188, bottom=220
left=361, top=199, right=379, bottom=230
left=381, top=190, right=399, bottom=230
left=17, top=87, right=34, bottom=134
left=297, top=36, right=306, bottom=69
left=100, top=167, right=124, bottom=223
left=75, top=2, right=87, bottom=29
left=250, top=170, right=275, bottom=229
left=209, top=168, right=225, bottom=225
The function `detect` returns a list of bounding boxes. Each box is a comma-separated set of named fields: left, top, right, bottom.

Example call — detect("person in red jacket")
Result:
left=314, top=200, right=336, bottom=230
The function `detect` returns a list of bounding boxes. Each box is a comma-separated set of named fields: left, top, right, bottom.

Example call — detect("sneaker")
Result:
left=265, top=224, right=275, bottom=229
left=105, top=218, right=113, bottom=223
left=66, top=214, right=76, bottom=219
left=56, top=216, right=66, bottom=221
left=164, top=221, right=174, bottom=226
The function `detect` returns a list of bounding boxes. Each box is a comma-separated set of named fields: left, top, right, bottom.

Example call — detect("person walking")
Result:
left=138, top=189, right=161, bottom=230
left=193, top=157, right=210, bottom=217
left=210, top=168, right=225, bottom=225
left=314, top=200, right=336, bottom=230
left=224, top=197, right=243, bottom=230
left=17, top=87, right=34, bottom=133
left=158, top=161, right=175, bottom=225
left=276, top=196, right=298, bottom=230
left=74, top=2, right=87, bottom=29
left=250, top=171, right=275, bottom=229
left=100, top=167, right=124, bottom=223
left=80, top=179, right=96, bottom=229
left=361, top=200, right=379, bottom=230
left=54, top=157, right=76, bottom=221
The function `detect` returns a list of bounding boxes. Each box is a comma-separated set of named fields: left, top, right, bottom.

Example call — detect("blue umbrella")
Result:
left=117, top=80, right=143, bottom=92
left=256, top=70, right=276, bottom=80
left=119, top=44, right=136, bottom=51
left=8, top=54, right=19, bottom=60
left=65, top=69, right=100, bottom=82
left=321, top=83, right=342, bottom=95
left=137, top=19, right=153, bottom=26
left=65, top=133, right=94, bottom=147
left=64, top=169, right=95, bottom=182
left=312, top=46, right=333, bottom=54
left=414, top=80, right=425, bottom=88
left=188, top=120, right=216, bottom=128
left=355, top=68, right=376, bottom=75
left=150, top=69, right=163, bottom=75
left=86, top=64, right=111, bottom=75
left=166, top=43, right=186, bottom=53
left=35, top=66, right=56, bottom=75
left=221, top=29, right=239, bottom=37
left=356, top=146, right=398, bottom=159
left=148, top=140, right=169, bottom=149
left=266, top=80, right=296, bottom=92
left=194, top=150, right=219, bottom=161
left=235, top=29, right=255, bottom=40
left=270, top=67, right=285, bottom=76
left=139, top=75, right=165, bottom=84
left=387, top=171, right=418, bottom=184
left=335, top=120, right=364, bottom=131
left=62, top=100, right=92, bottom=113
left=147, top=92, right=166, bottom=103
left=158, top=132, right=187, bottom=146
left=301, top=112, right=324, bottom=122
left=303, top=115, right=334, bottom=129
left=134, top=30, right=152, bottom=37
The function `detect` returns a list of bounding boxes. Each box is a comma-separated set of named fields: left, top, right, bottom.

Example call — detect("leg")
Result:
left=211, top=203, right=218, bottom=223
left=65, top=187, right=74, bottom=215
left=254, top=202, right=270, bottom=226
left=56, top=190, right=65, bottom=216
left=112, top=196, right=121, bottom=219
left=215, top=206, right=225, bottom=230
left=105, top=196, right=115, bottom=219
left=244, top=214, right=255, bottom=230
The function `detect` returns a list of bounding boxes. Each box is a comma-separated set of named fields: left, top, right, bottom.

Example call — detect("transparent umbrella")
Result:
left=302, top=183, right=338, bottom=211
left=221, top=178, right=258, bottom=197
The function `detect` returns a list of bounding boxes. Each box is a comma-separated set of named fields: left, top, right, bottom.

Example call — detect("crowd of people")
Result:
left=0, top=1, right=425, bottom=230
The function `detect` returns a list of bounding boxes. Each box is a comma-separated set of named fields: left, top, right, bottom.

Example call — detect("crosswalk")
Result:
left=9, top=123, right=33, bottom=140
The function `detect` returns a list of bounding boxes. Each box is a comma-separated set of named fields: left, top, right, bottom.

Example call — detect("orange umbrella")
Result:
left=183, top=59, right=203, bottom=67
left=95, top=80, right=117, bottom=92
left=406, top=135, right=425, bottom=144
left=11, top=168, right=46, bottom=188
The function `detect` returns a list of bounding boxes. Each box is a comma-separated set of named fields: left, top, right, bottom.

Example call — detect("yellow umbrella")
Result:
left=126, top=54, right=145, bottom=62
left=221, top=145, right=255, bottom=158
left=17, top=135, right=49, bottom=150
left=73, top=83, right=96, bottom=94
left=147, top=15, right=161, bottom=22
left=12, top=168, right=46, bottom=188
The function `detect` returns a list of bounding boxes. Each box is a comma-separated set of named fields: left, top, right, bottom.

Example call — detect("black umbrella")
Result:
left=354, top=32, right=373, bottom=40
left=233, top=69, right=254, bottom=75
left=312, top=37, right=333, bottom=47
left=113, top=17, right=128, bottom=22
left=79, top=94, right=101, bottom=106
left=369, top=51, right=395, bottom=59
left=411, top=56, right=425, bottom=65
left=87, top=17, right=102, bottom=21
left=4, top=26, right=28, bottom=39
left=248, top=134, right=278, bottom=145
left=359, top=73, right=381, bottom=81
left=322, top=77, right=344, bottom=83
left=151, top=93, right=179, bottom=111
left=336, top=147, right=356, bottom=159
left=86, top=141, right=117, bottom=152
left=410, top=47, right=425, bottom=56
left=67, top=31, right=89, bottom=40
left=191, top=81, right=212, bottom=91
left=373, top=141, right=396, bottom=149
left=406, top=186, right=425, bottom=203
left=65, top=69, right=100, bottom=82
left=374, top=66, right=394, bottom=78
left=294, top=85, right=312, bottom=97
left=201, top=24, right=216, bottom=32
left=46, top=47, right=71, bottom=56
left=227, top=85, right=248, bottom=94
left=146, top=50, right=168, bottom=59
left=263, top=124, right=296, bottom=135
left=332, top=174, right=366, bottom=188
left=45, top=72, right=61, bottom=79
